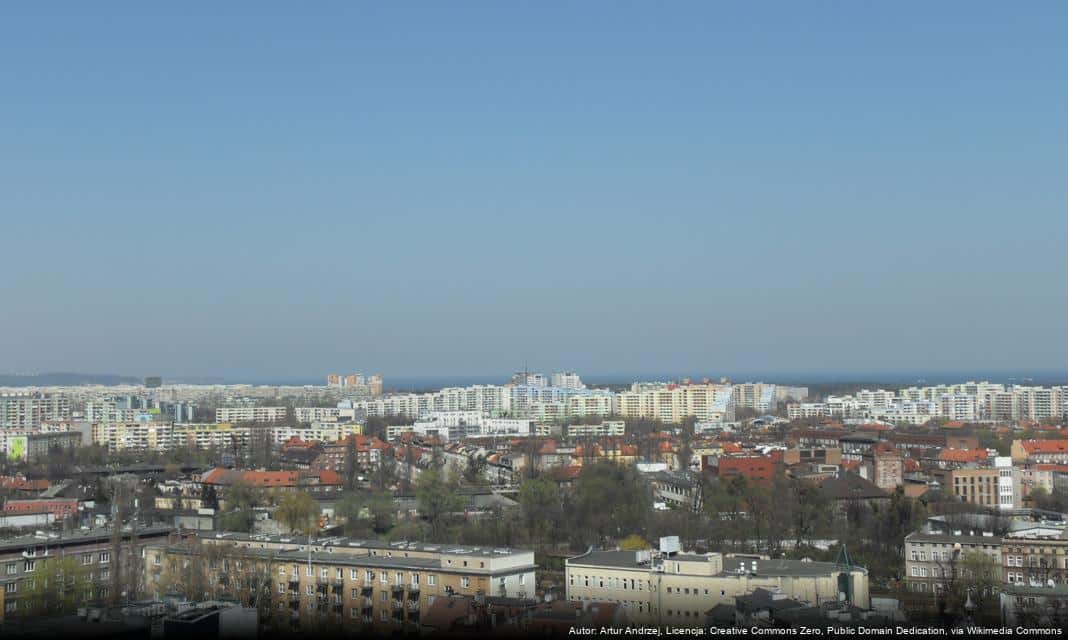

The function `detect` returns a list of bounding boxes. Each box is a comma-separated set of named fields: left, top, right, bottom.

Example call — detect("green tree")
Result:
left=415, top=467, right=464, bottom=541
left=619, top=534, right=651, bottom=550
left=274, top=491, right=320, bottom=535
left=20, top=555, right=94, bottom=617
left=219, top=481, right=263, bottom=532
left=517, top=476, right=562, bottom=548
left=338, top=490, right=395, bottom=535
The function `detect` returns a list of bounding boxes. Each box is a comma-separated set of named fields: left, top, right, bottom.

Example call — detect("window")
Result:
left=99, top=552, right=110, bottom=564
left=427, top=575, right=436, bottom=587
left=519, top=574, right=525, bottom=586
left=5, top=601, right=16, bottom=613
left=380, top=572, right=387, bottom=584
left=395, top=572, right=403, bottom=586
left=279, top=566, right=287, bottom=576
left=4, top=563, right=15, bottom=575
left=100, top=569, right=110, bottom=581
left=4, top=582, right=16, bottom=594
left=279, top=583, right=286, bottom=594
left=380, top=591, right=387, bottom=602
left=306, top=585, right=314, bottom=595
left=366, top=570, right=374, bottom=582
left=82, top=553, right=93, bottom=565
left=380, top=610, right=388, bottom=622
left=321, top=568, right=329, bottom=578
left=306, top=566, right=313, bottom=577
left=412, top=573, right=419, bottom=586
left=351, top=588, right=358, bottom=599
left=461, top=577, right=470, bottom=589
left=24, top=560, right=36, bottom=572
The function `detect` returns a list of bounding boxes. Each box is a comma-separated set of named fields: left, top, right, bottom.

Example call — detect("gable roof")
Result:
left=819, top=471, right=890, bottom=501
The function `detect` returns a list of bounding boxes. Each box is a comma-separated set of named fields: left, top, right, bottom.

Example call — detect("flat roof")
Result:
left=566, top=550, right=865, bottom=577
left=194, top=530, right=531, bottom=558
left=0, top=526, right=172, bottom=554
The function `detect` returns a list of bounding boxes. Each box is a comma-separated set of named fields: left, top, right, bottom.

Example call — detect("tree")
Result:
left=275, top=491, right=320, bottom=535
left=463, top=454, right=487, bottom=486
left=619, top=534, right=651, bottom=550
left=570, top=462, right=652, bottom=548
left=338, top=490, right=395, bottom=536
left=20, top=555, right=94, bottom=617
left=219, top=481, right=263, bottom=533
left=415, top=467, right=463, bottom=541
left=343, top=435, right=357, bottom=491
left=517, top=476, right=562, bottom=548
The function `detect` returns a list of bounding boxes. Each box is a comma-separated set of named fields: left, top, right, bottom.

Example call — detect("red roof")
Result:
left=1020, top=440, right=1068, bottom=454
left=1035, top=464, right=1068, bottom=473
left=722, top=442, right=743, bottom=454
left=939, top=448, right=990, bottom=463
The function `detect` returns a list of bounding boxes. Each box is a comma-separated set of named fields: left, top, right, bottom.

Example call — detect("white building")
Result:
left=551, top=371, right=585, bottom=390
left=567, top=421, right=625, bottom=438
left=215, top=406, right=288, bottom=423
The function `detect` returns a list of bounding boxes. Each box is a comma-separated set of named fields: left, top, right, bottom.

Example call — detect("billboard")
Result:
left=8, top=436, right=28, bottom=461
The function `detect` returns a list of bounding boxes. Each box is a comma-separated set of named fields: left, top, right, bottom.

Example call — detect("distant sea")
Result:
left=221, top=370, right=1068, bottom=391
left=6, top=370, right=1068, bottom=389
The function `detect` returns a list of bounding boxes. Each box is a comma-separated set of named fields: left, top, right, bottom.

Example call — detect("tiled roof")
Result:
left=1020, top=439, right=1068, bottom=454
left=939, top=448, right=990, bottom=463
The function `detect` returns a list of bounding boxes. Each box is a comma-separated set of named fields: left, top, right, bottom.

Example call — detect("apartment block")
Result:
left=903, top=532, right=1002, bottom=593
left=215, top=406, right=289, bottom=423
left=144, top=533, right=535, bottom=634
left=565, top=539, right=869, bottom=626
left=567, top=421, right=626, bottom=439
left=0, top=393, right=71, bottom=429
left=0, top=526, right=172, bottom=618
left=617, top=383, right=734, bottom=423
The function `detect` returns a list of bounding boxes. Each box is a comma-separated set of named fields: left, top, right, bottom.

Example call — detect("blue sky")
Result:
left=2, top=3, right=1066, bottom=380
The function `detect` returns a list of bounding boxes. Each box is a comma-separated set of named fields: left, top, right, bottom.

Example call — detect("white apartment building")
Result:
left=271, top=422, right=363, bottom=445
left=0, top=393, right=71, bottom=428
left=996, top=457, right=1015, bottom=510
left=566, top=392, right=617, bottom=418
left=215, top=406, right=288, bottom=423
left=938, top=394, right=979, bottom=422
left=617, top=383, right=734, bottom=423
left=551, top=371, right=585, bottom=390
left=567, top=421, right=626, bottom=438
left=294, top=406, right=342, bottom=423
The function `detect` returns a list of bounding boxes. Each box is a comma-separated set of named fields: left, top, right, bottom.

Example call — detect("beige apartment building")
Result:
left=948, top=468, right=1001, bottom=508
left=565, top=540, right=869, bottom=626
left=145, top=532, right=535, bottom=634
left=617, top=384, right=734, bottom=423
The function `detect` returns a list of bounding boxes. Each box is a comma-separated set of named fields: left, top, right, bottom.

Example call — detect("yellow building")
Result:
left=145, top=532, right=536, bottom=634
left=617, top=384, right=734, bottom=423
left=566, top=540, right=869, bottom=626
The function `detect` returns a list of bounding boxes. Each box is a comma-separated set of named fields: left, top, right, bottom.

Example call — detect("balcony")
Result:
left=391, top=600, right=404, bottom=611
left=406, top=600, right=420, bottom=613
left=361, top=597, right=374, bottom=608
left=332, top=578, right=344, bottom=590
left=288, top=592, right=301, bottom=604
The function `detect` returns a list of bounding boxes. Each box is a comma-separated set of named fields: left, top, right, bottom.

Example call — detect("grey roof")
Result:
left=905, top=531, right=1002, bottom=546
left=567, top=550, right=865, bottom=577
left=0, top=526, right=172, bottom=554
left=191, top=530, right=530, bottom=558
left=819, top=472, right=889, bottom=500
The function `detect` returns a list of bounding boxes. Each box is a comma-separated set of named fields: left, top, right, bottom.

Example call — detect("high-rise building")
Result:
left=0, top=392, right=71, bottom=428
left=551, top=371, right=584, bottom=390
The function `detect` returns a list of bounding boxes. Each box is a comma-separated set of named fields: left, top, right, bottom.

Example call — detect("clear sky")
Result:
left=2, top=2, right=1067, bottom=381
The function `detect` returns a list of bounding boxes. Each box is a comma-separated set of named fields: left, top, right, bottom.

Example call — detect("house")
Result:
left=1012, top=440, right=1068, bottom=465
left=817, top=471, right=890, bottom=515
